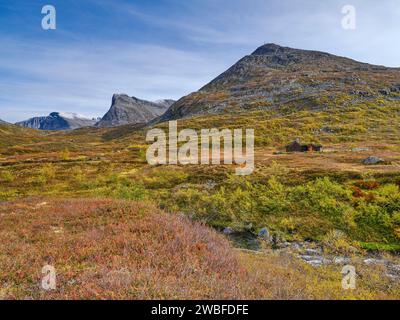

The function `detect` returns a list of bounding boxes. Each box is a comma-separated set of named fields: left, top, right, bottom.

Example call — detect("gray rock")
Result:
left=96, top=94, right=175, bottom=127
left=333, top=257, right=351, bottom=265
left=391, top=265, right=400, bottom=272
left=363, top=258, right=385, bottom=265
left=304, top=248, right=322, bottom=256
left=362, top=156, right=384, bottom=165
left=352, top=147, right=371, bottom=152
left=378, top=88, right=391, bottom=95
left=258, top=228, right=270, bottom=240
left=223, top=227, right=234, bottom=235
left=390, top=84, right=400, bottom=93
left=299, top=255, right=328, bottom=267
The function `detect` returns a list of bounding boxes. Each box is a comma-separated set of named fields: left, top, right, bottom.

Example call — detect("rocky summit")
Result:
left=16, top=112, right=97, bottom=131
left=96, top=94, right=174, bottom=127
left=158, top=43, right=400, bottom=122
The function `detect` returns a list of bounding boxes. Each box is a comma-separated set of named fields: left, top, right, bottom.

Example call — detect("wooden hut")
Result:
left=286, top=140, right=322, bottom=153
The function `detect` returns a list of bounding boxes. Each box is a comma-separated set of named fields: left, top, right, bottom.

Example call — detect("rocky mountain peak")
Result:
left=96, top=94, right=175, bottom=127
left=157, top=43, right=400, bottom=123
left=251, top=43, right=288, bottom=55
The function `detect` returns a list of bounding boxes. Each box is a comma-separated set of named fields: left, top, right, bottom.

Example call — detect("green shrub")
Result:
left=36, top=164, right=56, bottom=185
left=60, top=148, right=70, bottom=161
left=0, top=170, right=14, bottom=183
left=111, top=179, right=147, bottom=200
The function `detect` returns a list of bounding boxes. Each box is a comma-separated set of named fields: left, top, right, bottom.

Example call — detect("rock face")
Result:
left=16, top=112, right=97, bottom=131
left=96, top=94, right=174, bottom=127
left=158, top=43, right=400, bottom=122
left=153, top=99, right=176, bottom=109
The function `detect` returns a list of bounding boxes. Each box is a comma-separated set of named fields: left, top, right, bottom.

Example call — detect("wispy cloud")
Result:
left=0, top=37, right=226, bottom=122
left=0, top=0, right=399, bottom=122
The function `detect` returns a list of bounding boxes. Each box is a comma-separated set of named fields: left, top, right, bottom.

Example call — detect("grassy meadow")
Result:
left=1, top=97, right=400, bottom=299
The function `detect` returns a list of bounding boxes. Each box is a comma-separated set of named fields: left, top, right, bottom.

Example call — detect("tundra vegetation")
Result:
left=0, top=97, right=400, bottom=299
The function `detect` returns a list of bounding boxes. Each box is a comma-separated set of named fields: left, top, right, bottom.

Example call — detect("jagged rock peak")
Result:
left=96, top=94, right=175, bottom=128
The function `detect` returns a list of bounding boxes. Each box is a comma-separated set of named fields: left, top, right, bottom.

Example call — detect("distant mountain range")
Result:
left=15, top=95, right=175, bottom=130
left=0, top=119, right=8, bottom=125
left=16, top=112, right=97, bottom=131
left=13, top=43, right=400, bottom=130
left=158, top=43, right=400, bottom=122
left=95, top=94, right=174, bottom=128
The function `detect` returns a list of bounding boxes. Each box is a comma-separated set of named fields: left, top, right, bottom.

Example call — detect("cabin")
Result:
left=286, top=140, right=306, bottom=152
left=286, top=140, right=322, bottom=153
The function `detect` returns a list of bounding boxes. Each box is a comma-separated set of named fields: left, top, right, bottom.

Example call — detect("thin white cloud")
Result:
left=1, top=0, right=399, bottom=122
left=0, top=37, right=226, bottom=122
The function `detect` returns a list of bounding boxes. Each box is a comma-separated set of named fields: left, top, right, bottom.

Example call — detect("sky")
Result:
left=0, top=0, right=399, bottom=123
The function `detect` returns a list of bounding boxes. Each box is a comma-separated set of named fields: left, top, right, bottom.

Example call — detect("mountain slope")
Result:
left=16, top=112, right=96, bottom=131
left=96, top=94, right=174, bottom=127
left=158, top=43, right=400, bottom=122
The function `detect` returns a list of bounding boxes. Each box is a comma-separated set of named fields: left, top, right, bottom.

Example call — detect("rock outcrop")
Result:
left=96, top=94, right=174, bottom=127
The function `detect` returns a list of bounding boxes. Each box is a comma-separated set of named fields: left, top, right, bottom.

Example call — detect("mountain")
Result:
left=158, top=43, right=400, bottom=122
left=0, top=119, right=8, bottom=125
left=96, top=94, right=174, bottom=127
left=16, top=112, right=97, bottom=131
left=153, top=99, right=176, bottom=108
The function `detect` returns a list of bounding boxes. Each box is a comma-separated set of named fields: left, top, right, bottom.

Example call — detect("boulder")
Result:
left=378, top=88, right=390, bottom=95
left=223, top=227, right=234, bottom=235
left=258, top=227, right=270, bottom=240
left=363, top=156, right=384, bottom=165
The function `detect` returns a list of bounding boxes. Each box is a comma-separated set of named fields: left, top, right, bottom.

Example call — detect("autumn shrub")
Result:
left=60, top=148, right=70, bottom=161
left=141, top=167, right=188, bottom=189
left=167, top=176, right=400, bottom=245
left=0, top=198, right=398, bottom=300
left=355, top=180, right=380, bottom=190
left=36, top=163, right=56, bottom=185
left=290, top=177, right=354, bottom=223
left=322, top=230, right=354, bottom=254
left=354, top=203, right=394, bottom=242
left=254, top=177, right=290, bottom=215
left=110, top=178, right=147, bottom=200
left=0, top=169, right=14, bottom=183
left=0, top=199, right=242, bottom=299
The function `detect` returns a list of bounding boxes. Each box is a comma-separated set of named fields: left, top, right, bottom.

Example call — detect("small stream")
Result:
left=222, top=230, right=400, bottom=280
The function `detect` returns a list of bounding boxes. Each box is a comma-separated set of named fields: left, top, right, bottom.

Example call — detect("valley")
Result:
left=1, top=44, right=400, bottom=299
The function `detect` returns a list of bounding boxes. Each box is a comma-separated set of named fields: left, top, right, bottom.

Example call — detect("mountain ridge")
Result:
left=16, top=112, right=97, bottom=131
left=157, top=43, right=400, bottom=123
left=96, top=94, right=174, bottom=127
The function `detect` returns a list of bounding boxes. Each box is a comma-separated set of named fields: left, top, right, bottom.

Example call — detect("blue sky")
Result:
left=0, top=0, right=399, bottom=122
